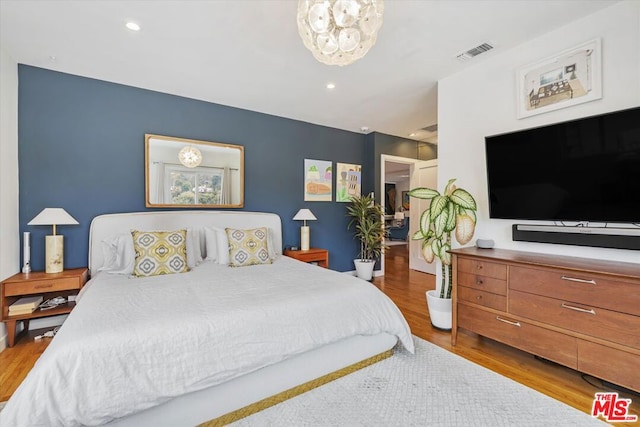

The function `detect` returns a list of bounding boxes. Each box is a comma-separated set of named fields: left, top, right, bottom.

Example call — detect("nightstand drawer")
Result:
left=284, top=248, right=329, bottom=268
left=4, top=277, right=80, bottom=296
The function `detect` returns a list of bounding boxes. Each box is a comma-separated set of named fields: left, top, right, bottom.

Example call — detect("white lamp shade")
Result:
left=394, top=212, right=405, bottom=220
left=293, top=209, right=317, bottom=221
left=28, top=208, right=79, bottom=227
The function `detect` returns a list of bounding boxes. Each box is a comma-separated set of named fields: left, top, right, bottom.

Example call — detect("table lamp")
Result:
left=28, top=208, right=79, bottom=273
left=394, top=211, right=405, bottom=226
left=293, top=209, right=317, bottom=251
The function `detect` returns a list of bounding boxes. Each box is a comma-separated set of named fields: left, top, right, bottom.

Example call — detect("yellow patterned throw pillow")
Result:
left=131, top=230, right=189, bottom=277
left=226, top=227, right=272, bottom=267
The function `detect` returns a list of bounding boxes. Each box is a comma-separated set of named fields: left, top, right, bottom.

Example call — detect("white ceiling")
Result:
left=0, top=1, right=617, bottom=141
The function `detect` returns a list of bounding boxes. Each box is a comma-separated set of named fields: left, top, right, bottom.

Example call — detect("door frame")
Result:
left=379, top=154, right=421, bottom=276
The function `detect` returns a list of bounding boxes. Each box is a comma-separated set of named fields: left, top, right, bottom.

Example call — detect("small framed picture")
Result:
left=516, top=39, right=602, bottom=119
left=402, top=191, right=410, bottom=210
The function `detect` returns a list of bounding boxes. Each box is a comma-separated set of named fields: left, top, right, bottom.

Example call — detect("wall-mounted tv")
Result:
left=485, top=107, right=640, bottom=223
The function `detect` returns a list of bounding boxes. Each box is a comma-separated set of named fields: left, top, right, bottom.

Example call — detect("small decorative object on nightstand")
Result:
left=284, top=248, right=329, bottom=269
left=1, top=267, right=88, bottom=347
left=28, top=208, right=79, bottom=273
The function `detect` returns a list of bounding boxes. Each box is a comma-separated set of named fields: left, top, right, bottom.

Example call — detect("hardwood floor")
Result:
left=1, top=245, right=638, bottom=425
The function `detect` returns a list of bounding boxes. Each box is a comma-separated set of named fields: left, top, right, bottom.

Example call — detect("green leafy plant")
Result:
left=408, top=179, right=477, bottom=299
left=346, top=194, right=387, bottom=261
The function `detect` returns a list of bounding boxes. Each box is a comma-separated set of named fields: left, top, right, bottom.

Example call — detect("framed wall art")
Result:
left=516, top=39, right=602, bottom=119
left=335, top=162, right=361, bottom=202
left=304, top=159, right=332, bottom=201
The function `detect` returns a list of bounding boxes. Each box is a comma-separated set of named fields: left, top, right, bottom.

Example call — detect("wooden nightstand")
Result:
left=284, top=248, right=329, bottom=268
left=1, top=268, right=88, bottom=347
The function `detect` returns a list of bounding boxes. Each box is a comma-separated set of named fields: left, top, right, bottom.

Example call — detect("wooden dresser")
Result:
left=451, top=247, right=640, bottom=392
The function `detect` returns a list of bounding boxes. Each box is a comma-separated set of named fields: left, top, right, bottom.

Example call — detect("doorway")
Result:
left=380, top=155, right=417, bottom=277
left=380, top=155, right=438, bottom=277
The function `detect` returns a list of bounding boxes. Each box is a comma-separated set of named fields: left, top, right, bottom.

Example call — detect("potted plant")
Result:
left=346, top=194, right=387, bottom=280
left=408, top=178, right=477, bottom=330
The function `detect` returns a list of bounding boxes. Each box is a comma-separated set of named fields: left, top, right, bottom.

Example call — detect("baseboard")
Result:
left=0, top=332, right=7, bottom=353
left=344, top=270, right=383, bottom=277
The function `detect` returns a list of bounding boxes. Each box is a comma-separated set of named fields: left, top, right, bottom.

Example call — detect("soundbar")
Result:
left=512, top=224, right=640, bottom=250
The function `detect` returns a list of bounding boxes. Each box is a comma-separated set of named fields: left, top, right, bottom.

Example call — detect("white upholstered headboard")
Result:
left=88, top=211, right=282, bottom=275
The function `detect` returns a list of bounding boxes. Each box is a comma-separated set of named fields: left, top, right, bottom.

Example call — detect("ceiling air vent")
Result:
left=456, top=42, right=494, bottom=62
left=421, top=124, right=438, bottom=133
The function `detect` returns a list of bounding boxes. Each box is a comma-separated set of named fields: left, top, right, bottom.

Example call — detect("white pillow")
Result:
left=267, top=227, right=278, bottom=260
left=98, top=233, right=135, bottom=274
left=204, top=226, right=230, bottom=264
left=99, top=228, right=202, bottom=273
left=186, top=228, right=204, bottom=267
left=204, top=227, right=218, bottom=262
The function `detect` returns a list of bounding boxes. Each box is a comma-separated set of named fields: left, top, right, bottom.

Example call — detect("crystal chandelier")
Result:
left=178, top=145, right=202, bottom=168
left=297, top=0, right=384, bottom=66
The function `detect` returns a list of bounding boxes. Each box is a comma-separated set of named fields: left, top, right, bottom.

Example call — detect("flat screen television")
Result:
left=485, top=107, right=640, bottom=223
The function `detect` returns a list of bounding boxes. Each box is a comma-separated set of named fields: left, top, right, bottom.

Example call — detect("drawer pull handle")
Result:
left=34, top=284, right=53, bottom=289
left=561, top=276, right=596, bottom=285
left=476, top=295, right=483, bottom=300
left=561, top=303, right=596, bottom=315
left=477, top=265, right=483, bottom=270
left=476, top=279, right=484, bottom=285
left=496, top=316, right=521, bottom=327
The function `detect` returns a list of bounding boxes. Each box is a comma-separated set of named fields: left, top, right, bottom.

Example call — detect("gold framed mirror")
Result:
left=145, top=134, right=244, bottom=208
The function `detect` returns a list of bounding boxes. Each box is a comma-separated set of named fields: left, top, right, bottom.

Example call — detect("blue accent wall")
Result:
left=18, top=66, right=369, bottom=272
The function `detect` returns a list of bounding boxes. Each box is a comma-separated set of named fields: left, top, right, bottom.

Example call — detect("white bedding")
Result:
left=1, top=257, right=413, bottom=427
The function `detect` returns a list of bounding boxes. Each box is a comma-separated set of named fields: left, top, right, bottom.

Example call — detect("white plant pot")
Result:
left=354, top=259, right=376, bottom=281
left=426, top=290, right=452, bottom=330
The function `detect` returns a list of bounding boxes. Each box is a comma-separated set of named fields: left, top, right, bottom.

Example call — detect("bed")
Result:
left=1, top=211, right=414, bottom=427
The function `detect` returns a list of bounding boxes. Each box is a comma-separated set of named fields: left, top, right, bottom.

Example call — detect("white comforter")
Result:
left=1, top=257, right=413, bottom=426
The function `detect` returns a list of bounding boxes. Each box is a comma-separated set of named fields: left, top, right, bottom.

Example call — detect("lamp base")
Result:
left=45, top=235, right=64, bottom=273
left=300, top=226, right=310, bottom=251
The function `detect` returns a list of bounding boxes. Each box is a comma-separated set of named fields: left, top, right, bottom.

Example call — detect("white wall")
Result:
left=0, top=45, right=20, bottom=351
left=438, top=0, right=640, bottom=264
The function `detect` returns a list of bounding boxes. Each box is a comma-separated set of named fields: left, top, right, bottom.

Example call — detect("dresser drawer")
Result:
left=510, top=290, right=640, bottom=349
left=458, top=303, right=577, bottom=368
left=578, top=340, right=640, bottom=392
left=458, top=272, right=507, bottom=295
left=510, top=266, right=640, bottom=316
left=457, top=259, right=507, bottom=280
left=3, top=277, right=81, bottom=296
left=458, top=286, right=506, bottom=311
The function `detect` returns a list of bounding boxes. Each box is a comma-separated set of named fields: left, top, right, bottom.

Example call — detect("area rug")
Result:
left=230, top=336, right=607, bottom=426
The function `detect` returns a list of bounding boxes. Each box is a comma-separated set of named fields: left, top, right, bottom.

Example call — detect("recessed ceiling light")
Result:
left=326, top=82, right=336, bottom=90
left=409, top=133, right=416, bottom=137
left=126, top=22, right=140, bottom=31
left=49, top=55, right=57, bottom=62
